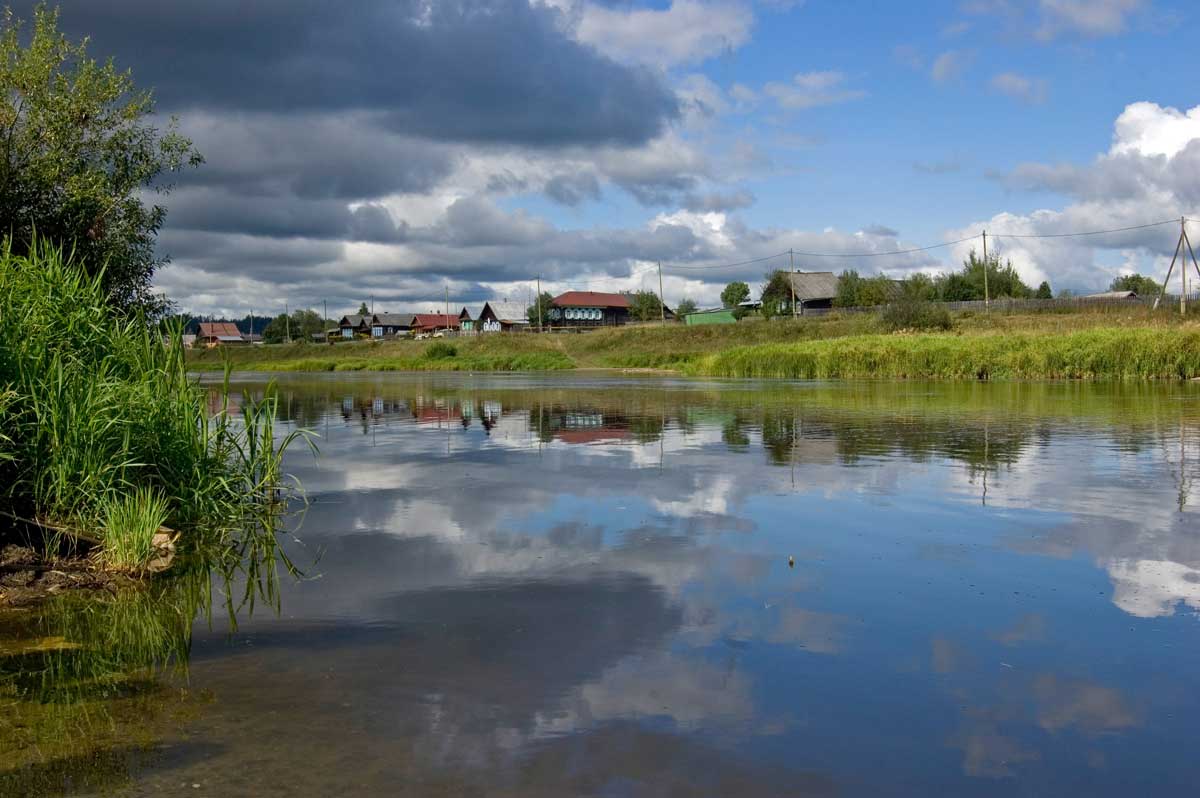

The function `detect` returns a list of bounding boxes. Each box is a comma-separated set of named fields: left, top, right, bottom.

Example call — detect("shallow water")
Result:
left=5, top=374, right=1200, bottom=796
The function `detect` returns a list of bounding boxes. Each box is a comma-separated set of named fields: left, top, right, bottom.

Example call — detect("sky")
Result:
left=31, top=0, right=1200, bottom=316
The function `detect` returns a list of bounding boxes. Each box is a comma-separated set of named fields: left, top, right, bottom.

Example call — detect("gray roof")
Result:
left=340, top=314, right=370, bottom=327
left=371, top=312, right=414, bottom=326
left=484, top=301, right=530, bottom=324
left=786, top=272, right=840, bottom=302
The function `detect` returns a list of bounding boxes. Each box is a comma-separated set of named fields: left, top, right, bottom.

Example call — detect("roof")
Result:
left=198, top=322, right=243, bottom=338
left=552, top=291, right=631, bottom=308
left=483, top=301, right=530, bottom=323
left=457, top=305, right=480, bottom=321
left=786, top=272, right=840, bottom=302
left=371, top=312, right=412, bottom=326
left=411, top=314, right=459, bottom=328
left=339, top=314, right=370, bottom=327
left=215, top=335, right=245, bottom=343
left=1083, top=290, right=1139, bottom=300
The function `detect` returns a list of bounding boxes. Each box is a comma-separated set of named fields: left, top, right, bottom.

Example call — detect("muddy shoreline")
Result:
left=0, top=544, right=138, bottom=608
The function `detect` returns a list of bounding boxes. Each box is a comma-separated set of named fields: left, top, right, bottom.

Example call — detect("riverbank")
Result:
left=187, top=309, right=1200, bottom=380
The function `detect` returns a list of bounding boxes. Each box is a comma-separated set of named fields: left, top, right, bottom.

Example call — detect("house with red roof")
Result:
left=410, top=313, right=460, bottom=334
left=196, top=321, right=247, bottom=347
left=549, top=291, right=632, bottom=327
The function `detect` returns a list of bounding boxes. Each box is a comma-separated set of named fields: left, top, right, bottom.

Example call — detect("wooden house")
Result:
left=411, top=314, right=460, bottom=334
left=338, top=314, right=371, bottom=339
left=370, top=312, right=413, bottom=338
left=196, top=322, right=247, bottom=347
left=548, top=291, right=632, bottom=327
left=477, top=301, right=530, bottom=332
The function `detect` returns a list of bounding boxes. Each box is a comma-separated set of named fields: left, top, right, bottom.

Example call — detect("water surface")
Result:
left=4, top=374, right=1200, bottom=796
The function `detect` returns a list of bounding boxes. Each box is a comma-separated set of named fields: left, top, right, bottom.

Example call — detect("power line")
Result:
left=989, top=218, right=1180, bottom=239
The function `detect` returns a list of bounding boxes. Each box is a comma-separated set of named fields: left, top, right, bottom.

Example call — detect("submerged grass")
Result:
left=0, top=239, right=312, bottom=569
left=98, top=487, right=169, bottom=571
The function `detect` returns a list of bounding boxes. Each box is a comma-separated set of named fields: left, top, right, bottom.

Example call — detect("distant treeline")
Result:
left=744, top=252, right=1163, bottom=313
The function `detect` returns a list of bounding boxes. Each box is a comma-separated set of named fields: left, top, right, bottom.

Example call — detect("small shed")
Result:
left=785, top=272, right=840, bottom=312
left=684, top=308, right=737, bottom=326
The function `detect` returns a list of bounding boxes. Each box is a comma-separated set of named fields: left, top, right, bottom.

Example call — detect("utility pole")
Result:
left=284, top=301, right=290, bottom=344
left=323, top=299, right=328, bottom=341
left=789, top=248, right=797, bottom=318
left=982, top=230, right=990, bottom=310
left=658, top=261, right=666, bottom=327
left=537, top=275, right=543, bottom=333
left=1182, top=217, right=1188, bottom=316
left=249, top=307, right=253, bottom=339
left=444, top=285, right=449, bottom=333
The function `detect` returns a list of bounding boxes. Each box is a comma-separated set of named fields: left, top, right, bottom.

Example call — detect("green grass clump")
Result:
left=687, top=328, right=1200, bottom=380
left=0, top=239, right=310, bottom=568
left=425, top=341, right=457, bottom=359
left=880, top=300, right=953, bottom=332
left=98, top=487, right=170, bottom=571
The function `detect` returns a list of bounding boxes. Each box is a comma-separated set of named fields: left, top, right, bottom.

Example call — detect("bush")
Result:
left=425, top=341, right=458, bottom=359
left=0, top=239, right=309, bottom=566
left=880, top=300, right=954, bottom=332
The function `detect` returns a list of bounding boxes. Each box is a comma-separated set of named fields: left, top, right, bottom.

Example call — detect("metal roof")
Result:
left=552, top=291, right=631, bottom=308
left=339, top=314, right=370, bottom=327
left=1082, top=290, right=1139, bottom=300
left=483, top=301, right=530, bottom=323
left=785, top=272, right=840, bottom=302
left=198, top=322, right=243, bottom=338
left=371, top=313, right=413, bottom=326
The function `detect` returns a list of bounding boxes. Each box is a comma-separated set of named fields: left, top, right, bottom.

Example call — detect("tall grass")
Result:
left=0, top=239, right=311, bottom=568
left=686, top=328, right=1200, bottom=380
left=98, top=487, right=170, bottom=571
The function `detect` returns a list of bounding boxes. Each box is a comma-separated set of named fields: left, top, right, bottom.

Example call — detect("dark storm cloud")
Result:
left=35, top=0, right=680, bottom=147
left=179, top=113, right=459, bottom=201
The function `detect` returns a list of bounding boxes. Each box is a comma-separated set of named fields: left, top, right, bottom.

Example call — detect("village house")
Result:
left=786, top=272, right=840, bottom=313
left=548, top=291, right=632, bottom=327
left=337, top=314, right=371, bottom=339
left=410, top=313, right=460, bottom=335
left=195, top=321, right=247, bottom=347
left=370, top=312, right=412, bottom=338
left=477, top=301, right=530, bottom=332
left=457, top=306, right=479, bottom=332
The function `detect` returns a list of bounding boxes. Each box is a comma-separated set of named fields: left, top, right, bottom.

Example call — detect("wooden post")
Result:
left=284, top=301, right=290, bottom=343
left=537, top=276, right=543, bottom=333
left=789, top=249, right=797, bottom=318
left=323, top=299, right=328, bottom=341
left=982, top=230, right=989, bottom=310
left=444, top=285, right=449, bottom=333
left=658, top=261, right=666, bottom=327
left=1182, top=217, right=1188, bottom=316
left=1154, top=229, right=1184, bottom=310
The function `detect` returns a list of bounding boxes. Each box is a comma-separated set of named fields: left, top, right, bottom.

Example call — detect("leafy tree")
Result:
left=675, top=298, right=698, bottom=316
left=1109, top=274, right=1159, bottom=296
left=902, top=273, right=938, bottom=301
left=1035, top=281, right=1053, bottom=299
left=357, top=302, right=369, bottom=316
left=263, top=309, right=325, bottom=343
left=0, top=6, right=202, bottom=314
left=761, top=270, right=794, bottom=316
left=956, top=251, right=1033, bottom=300
left=720, top=281, right=750, bottom=309
left=835, top=270, right=896, bottom=307
left=626, top=290, right=664, bottom=322
left=526, top=291, right=555, bottom=324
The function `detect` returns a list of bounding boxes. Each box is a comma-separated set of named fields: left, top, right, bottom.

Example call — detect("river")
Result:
left=3, top=373, right=1200, bottom=796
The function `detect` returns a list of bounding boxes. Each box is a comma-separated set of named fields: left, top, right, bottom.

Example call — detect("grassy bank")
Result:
left=0, top=242, right=306, bottom=572
left=686, top=327, right=1200, bottom=380
left=186, top=306, right=1200, bottom=380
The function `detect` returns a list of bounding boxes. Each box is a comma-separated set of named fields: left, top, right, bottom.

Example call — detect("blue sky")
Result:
left=39, top=0, right=1200, bottom=314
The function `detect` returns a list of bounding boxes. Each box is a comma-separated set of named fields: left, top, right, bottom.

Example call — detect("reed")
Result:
left=0, top=239, right=311, bottom=569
